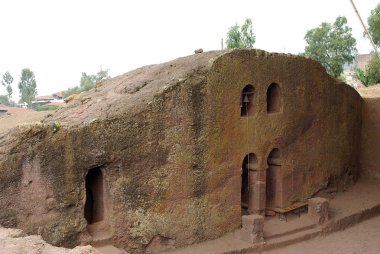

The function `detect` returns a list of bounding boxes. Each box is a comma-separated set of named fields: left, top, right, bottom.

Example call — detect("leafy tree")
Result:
left=96, top=69, right=110, bottom=81
left=226, top=18, right=255, bottom=49
left=368, top=3, right=380, bottom=47
left=366, top=54, right=380, bottom=85
left=62, top=86, right=81, bottom=98
left=18, top=68, right=37, bottom=107
left=62, top=68, right=110, bottom=98
left=1, top=71, right=13, bottom=101
left=355, top=68, right=369, bottom=86
left=304, top=16, right=357, bottom=78
left=80, top=72, right=97, bottom=91
left=0, top=95, right=9, bottom=105
left=355, top=54, right=380, bottom=86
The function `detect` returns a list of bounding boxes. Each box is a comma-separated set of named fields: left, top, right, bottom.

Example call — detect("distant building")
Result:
left=344, top=53, right=374, bottom=88
left=32, top=92, right=65, bottom=109
left=52, top=92, right=63, bottom=100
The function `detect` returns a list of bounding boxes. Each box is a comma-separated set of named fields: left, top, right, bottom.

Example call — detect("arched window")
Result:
left=84, top=168, right=104, bottom=224
left=267, top=83, right=282, bottom=113
left=241, top=153, right=258, bottom=211
left=266, top=149, right=282, bottom=209
left=241, top=85, right=255, bottom=116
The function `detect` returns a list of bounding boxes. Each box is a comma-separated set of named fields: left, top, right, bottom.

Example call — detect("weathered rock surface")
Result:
left=0, top=49, right=362, bottom=253
left=0, top=226, right=99, bottom=254
left=358, top=84, right=380, bottom=180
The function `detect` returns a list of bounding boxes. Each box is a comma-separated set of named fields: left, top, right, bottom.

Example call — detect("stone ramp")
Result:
left=87, top=221, right=130, bottom=254
left=169, top=177, right=380, bottom=254
left=167, top=231, right=253, bottom=254
left=95, top=245, right=129, bottom=254
left=168, top=214, right=319, bottom=254
left=264, top=213, right=316, bottom=240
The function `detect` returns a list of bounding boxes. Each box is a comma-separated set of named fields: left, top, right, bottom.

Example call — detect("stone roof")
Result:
left=44, top=50, right=223, bottom=127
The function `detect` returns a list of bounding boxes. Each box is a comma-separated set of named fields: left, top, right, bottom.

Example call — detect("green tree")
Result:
left=18, top=68, right=37, bottom=107
left=226, top=18, right=255, bottom=49
left=0, top=95, right=9, bottom=105
left=355, top=68, right=369, bottom=86
left=96, top=69, right=110, bottom=81
left=1, top=71, right=13, bottom=101
left=355, top=54, right=380, bottom=86
left=368, top=3, right=380, bottom=47
left=365, top=54, right=380, bottom=85
left=304, top=16, right=357, bottom=78
left=62, top=68, right=110, bottom=98
left=80, top=72, right=96, bottom=91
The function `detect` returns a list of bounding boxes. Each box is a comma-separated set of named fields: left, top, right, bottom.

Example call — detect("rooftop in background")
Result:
left=35, top=95, right=55, bottom=101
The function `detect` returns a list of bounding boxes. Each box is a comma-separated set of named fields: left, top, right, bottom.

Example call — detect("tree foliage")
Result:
left=226, top=18, right=255, bottom=49
left=355, top=68, right=369, bottom=86
left=368, top=3, right=380, bottom=47
left=1, top=71, right=13, bottom=101
left=366, top=55, right=380, bottom=85
left=0, top=95, right=9, bottom=105
left=355, top=54, right=380, bottom=87
left=63, top=68, right=110, bottom=98
left=304, top=16, right=357, bottom=78
left=18, top=68, right=37, bottom=107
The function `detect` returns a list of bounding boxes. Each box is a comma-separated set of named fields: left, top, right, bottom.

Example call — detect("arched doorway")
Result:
left=241, top=85, right=255, bottom=116
left=84, top=168, right=104, bottom=224
left=267, top=83, right=282, bottom=113
left=266, top=149, right=282, bottom=209
left=242, top=153, right=258, bottom=213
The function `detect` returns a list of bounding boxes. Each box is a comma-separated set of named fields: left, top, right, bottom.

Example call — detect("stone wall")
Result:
left=358, top=85, right=380, bottom=180
left=206, top=50, right=362, bottom=215
left=0, top=49, right=363, bottom=253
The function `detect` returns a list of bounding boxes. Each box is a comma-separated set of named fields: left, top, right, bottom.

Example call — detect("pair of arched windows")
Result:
left=240, top=83, right=282, bottom=116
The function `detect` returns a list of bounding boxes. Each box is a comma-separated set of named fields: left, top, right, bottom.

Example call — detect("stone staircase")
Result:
left=87, top=222, right=129, bottom=254
left=231, top=212, right=320, bottom=253
left=262, top=214, right=321, bottom=251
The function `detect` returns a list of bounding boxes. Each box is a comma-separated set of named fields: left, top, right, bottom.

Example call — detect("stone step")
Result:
left=263, top=226, right=322, bottom=251
left=221, top=226, right=322, bottom=254
left=263, top=213, right=317, bottom=240
left=91, top=236, right=113, bottom=248
left=265, top=222, right=317, bottom=240
left=87, top=221, right=113, bottom=246
left=95, top=244, right=130, bottom=254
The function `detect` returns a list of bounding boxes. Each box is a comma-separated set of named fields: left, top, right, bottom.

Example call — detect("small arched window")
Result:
left=267, top=83, right=282, bottom=113
left=241, top=85, right=255, bottom=117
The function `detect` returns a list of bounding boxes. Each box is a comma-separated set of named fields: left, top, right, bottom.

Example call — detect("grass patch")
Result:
left=35, top=105, right=60, bottom=111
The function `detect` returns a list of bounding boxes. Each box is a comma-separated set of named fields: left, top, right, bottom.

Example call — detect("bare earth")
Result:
left=0, top=106, right=48, bottom=134
left=264, top=215, right=380, bottom=254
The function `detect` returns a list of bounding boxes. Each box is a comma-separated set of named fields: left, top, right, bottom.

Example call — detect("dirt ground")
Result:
left=0, top=106, right=48, bottom=134
left=264, top=215, right=380, bottom=254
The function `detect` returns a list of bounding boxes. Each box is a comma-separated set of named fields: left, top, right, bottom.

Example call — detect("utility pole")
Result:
left=221, top=38, right=224, bottom=50
left=349, top=0, right=378, bottom=54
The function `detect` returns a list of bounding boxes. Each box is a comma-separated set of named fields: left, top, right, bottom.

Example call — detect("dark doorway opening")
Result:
left=267, top=83, right=282, bottom=113
left=242, top=153, right=258, bottom=213
left=266, top=149, right=282, bottom=209
left=84, top=168, right=104, bottom=224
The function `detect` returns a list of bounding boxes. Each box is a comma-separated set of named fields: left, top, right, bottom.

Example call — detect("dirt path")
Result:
left=263, top=215, right=380, bottom=254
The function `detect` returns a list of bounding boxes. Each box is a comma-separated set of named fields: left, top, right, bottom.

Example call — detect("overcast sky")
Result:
left=0, top=0, right=378, bottom=99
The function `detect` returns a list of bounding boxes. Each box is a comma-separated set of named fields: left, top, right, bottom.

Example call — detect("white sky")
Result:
left=0, top=0, right=378, bottom=99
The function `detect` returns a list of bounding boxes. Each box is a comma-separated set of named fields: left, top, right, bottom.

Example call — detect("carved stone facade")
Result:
left=0, top=49, right=362, bottom=253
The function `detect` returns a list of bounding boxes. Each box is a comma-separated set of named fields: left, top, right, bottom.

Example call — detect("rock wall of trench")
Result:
left=0, top=49, right=363, bottom=253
